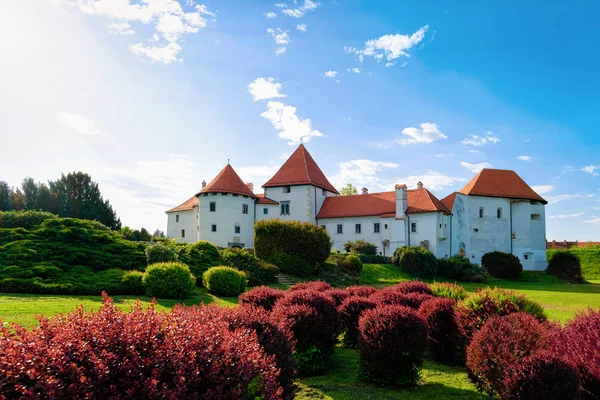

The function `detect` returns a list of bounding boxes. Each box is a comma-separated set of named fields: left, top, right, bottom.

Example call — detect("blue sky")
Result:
left=1, top=0, right=599, bottom=240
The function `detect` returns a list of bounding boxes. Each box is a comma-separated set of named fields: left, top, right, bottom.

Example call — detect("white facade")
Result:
left=198, top=192, right=256, bottom=248
left=406, top=212, right=452, bottom=259
left=166, top=209, right=198, bottom=244
left=264, top=185, right=336, bottom=224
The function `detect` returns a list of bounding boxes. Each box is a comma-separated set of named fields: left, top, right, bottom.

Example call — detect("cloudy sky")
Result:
left=1, top=0, right=599, bottom=240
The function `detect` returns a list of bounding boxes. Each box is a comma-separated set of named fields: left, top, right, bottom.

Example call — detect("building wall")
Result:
left=264, top=185, right=314, bottom=223
left=406, top=212, right=451, bottom=258
left=318, top=215, right=386, bottom=254
left=198, top=193, right=255, bottom=248
left=512, top=200, right=547, bottom=271
left=254, top=203, right=280, bottom=222
left=166, top=209, right=198, bottom=244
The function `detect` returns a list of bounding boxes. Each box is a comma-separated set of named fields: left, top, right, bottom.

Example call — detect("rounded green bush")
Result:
left=399, top=247, right=438, bottom=279
left=142, top=262, right=196, bottom=299
left=120, top=270, right=145, bottom=295
left=178, top=241, right=221, bottom=281
left=344, top=255, right=364, bottom=276
left=482, top=251, right=523, bottom=280
left=202, top=266, right=247, bottom=296
left=547, top=251, right=583, bottom=282
left=145, top=242, right=178, bottom=265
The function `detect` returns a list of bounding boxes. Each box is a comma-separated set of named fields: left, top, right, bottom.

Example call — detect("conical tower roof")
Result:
left=197, top=164, right=256, bottom=197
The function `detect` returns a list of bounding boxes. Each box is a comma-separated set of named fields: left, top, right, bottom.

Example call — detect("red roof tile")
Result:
left=256, top=194, right=278, bottom=205
left=441, top=192, right=458, bottom=212
left=166, top=196, right=198, bottom=213
left=197, top=164, right=256, bottom=198
left=459, top=169, right=547, bottom=204
left=263, top=144, right=339, bottom=194
left=316, top=188, right=449, bottom=219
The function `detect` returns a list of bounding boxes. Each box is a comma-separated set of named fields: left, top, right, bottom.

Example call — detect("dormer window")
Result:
left=283, top=186, right=291, bottom=193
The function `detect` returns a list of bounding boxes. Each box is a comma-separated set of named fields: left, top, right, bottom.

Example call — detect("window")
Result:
left=524, top=254, right=529, bottom=260
left=384, top=224, right=388, bottom=229
left=411, top=222, right=418, bottom=233
left=212, top=193, right=217, bottom=196
left=322, top=189, right=326, bottom=195
left=234, top=225, right=240, bottom=234
left=209, top=202, right=216, bottom=212
left=439, top=224, right=442, bottom=228
left=473, top=228, right=479, bottom=232
left=181, top=229, right=185, bottom=238
left=355, top=224, right=361, bottom=234
left=176, top=214, right=179, bottom=222
left=337, top=224, right=343, bottom=234
left=531, top=214, right=541, bottom=220
left=263, top=208, right=268, bottom=215
left=283, top=186, right=291, bottom=193
left=374, top=223, right=380, bottom=233
left=497, top=208, right=502, bottom=219
left=211, top=224, right=217, bottom=232
left=242, top=204, right=248, bottom=214
left=280, top=201, right=290, bottom=215
left=232, top=194, right=238, bottom=197
left=479, top=207, right=484, bottom=218
left=321, top=225, right=326, bottom=230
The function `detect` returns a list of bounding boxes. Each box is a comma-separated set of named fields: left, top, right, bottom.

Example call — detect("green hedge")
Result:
left=254, top=220, right=331, bottom=277
left=178, top=241, right=221, bottom=282
left=399, top=246, right=437, bottom=279
left=220, top=247, right=278, bottom=286
left=343, top=240, right=377, bottom=255
left=202, top=266, right=247, bottom=296
left=143, top=262, right=196, bottom=299
left=547, top=248, right=600, bottom=280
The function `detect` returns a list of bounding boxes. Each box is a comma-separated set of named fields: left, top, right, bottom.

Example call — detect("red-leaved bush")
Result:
left=370, top=287, right=434, bottom=309
left=418, top=297, right=459, bottom=363
left=338, top=296, right=377, bottom=348
left=0, top=293, right=282, bottom=399
left=288, top=280, right=333, bottom=292
left=358, top=305, right=428, bottom=386
left=547, top=308, right=600, bottom=398
left=502, top=351, right=582, bottom=400
left=325, top=288, right=350, bottom=307
left=394, top=280, right=434, bottom=296
left=239, top=285, right=285, bottom=311
left=466, top=312, right=551, bottom=397
left=346, top=285, right=377, bottom=298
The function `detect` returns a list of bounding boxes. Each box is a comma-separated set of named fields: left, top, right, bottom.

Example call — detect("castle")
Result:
left=166, top=144, right=548, bottom=270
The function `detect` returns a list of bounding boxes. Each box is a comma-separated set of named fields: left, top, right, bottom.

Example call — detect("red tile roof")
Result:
left=459, top=169, right=547, bottom=204
left=256, top=194, right=278, bottom=205
left=197, top=164, right=256, bottom=198
left=263, top=144, right=339, bottom=194
left=166, top=196, right=198, bottom=213
left=547, top=240, right=600, bottom=249
left=441, top=192, right=458, bottom=212
left=316, top=188, right=449, bottom=219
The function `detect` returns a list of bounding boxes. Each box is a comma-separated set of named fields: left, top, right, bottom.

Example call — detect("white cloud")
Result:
left=460, top=161, right=492, bottom=173
left=468, top=149, right=481, bottom=154
left=57, top=112, right=104, bottom=136
left=349, top=25, right=429, bottom=64
left=275, top=46, right=287, bottom=55
left=265, top=12, right=277, bottom=19
left=261, top=101, right=323, bottom=145
left=390, top=171, right=467, bottom=192
left=400, top=61, right=408, bottom=67
left=582, top=165, right=599, bottom=176
left=282, top=0, right=319, bottom=18
left=549, top=213, right=584, bottom=219
left=461, top=131, right=500, bottom=146
left=385, top=61, right=396, bottom=67
left=267, top=27, right=290, bottom=54
left=531, top=185, right=555, bottom=195
left=348, top=67, right=361, bottom=74
left=583, top=217, right=600, bottom=225
left=436, top=153, right=454, bottom=158
left=545, top=194, right=595, bottom=204
left=59, top=0, right=214, bottom=63
left=108, top=22, right=135, bottom=35
left=324, top=70, right=338, bottom=78
left=129, top=42, right=182, bottom=64
left=275, top=3, right=286, bottom=7
left=296, top=24, right=306, bottom=32
left=517, top=155, right=532, bottom=161
left=331, top=160, right=399, bottom=190
left=248, top=77, right=286, bottom=101
left=395, top=122, right=447, bottom=145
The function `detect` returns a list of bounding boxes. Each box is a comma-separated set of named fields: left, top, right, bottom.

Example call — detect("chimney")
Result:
left=201, top=180, right=206, bottom=189
left=246, top=182, right=254, bottom=193
left=417, top=181, right=423, bottom=189
left=395, top=184, right=408, bottom=219
left=362, top=187, right=369, bottom=195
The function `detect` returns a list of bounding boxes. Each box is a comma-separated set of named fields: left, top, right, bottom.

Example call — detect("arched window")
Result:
left=479, top=207, right=484, bottom=218
left=497, top=208, right=502, bottom=219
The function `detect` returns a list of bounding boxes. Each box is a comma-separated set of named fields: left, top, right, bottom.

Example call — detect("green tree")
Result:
left=340, top=183, right=358, bottom=196
left=0, top=181, right=11, bottom=211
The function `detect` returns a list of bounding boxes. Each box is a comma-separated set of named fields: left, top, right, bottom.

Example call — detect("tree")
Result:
left=0, top=181, right=11, bottom=211
left=340, top=183, right=358, bottom=196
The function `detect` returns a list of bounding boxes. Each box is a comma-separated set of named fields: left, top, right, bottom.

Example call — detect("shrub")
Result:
left=346, top=285, right=377, bottom=298
left=358, top=305, right=428, bottom=386
left=370, top=287, right=434, bottom=310
left=328, top=254, right=363, bottom=276
left=338, top=297, right=376, bottom=348
left=466, top=313, right=551, bottom=397
left=548, top=248, right=600, bottom=281
left=547, top=308, right=600, bottom=398
left=120, top=270, right=145, bottom=295
left=179, top=241, right=221, bottom=280
left=418, top=298, right=459, bottom=363
left=395, top=280, right=434, bottom=295
left=437, top=256, right=488, bottom=282
left=202, top=266, right=247, bottom=296
left=145, top=242, right=178, bottom=265
left=254, top=220, right=331, bottom=277
left=239, top=286, right=285, bottom=311
left=343, top=240, right=377, bottom=255
left=0, top=210, right=57, bottom=229
left=430, top=282, right=468, bottom=301
left=391, top=246, right=409, bottom=265
left=399, top=246, right=438, bottom=279
left=358, top=254, right=391, bottom=264
left=142, top=262, right=196, bottom=299
left=547, top=251, right=583, bottom=282
left=221, top=247, right=278, bottom=286
left=0, top=294, right=282, bottom=399
left=502, top=352, right=582, bottom=400
left=316, top=261, right=360, bottom=287
left=288, top=280, right=332, bottom=293
left=482, top=251, right=523, bottom=280
left=456, top=287, right=547, bottom=348
left=325, top=288, right=350, bottom=307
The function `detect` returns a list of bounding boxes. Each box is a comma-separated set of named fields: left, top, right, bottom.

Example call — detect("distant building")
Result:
left=547, top=240, right=600, bottom=249
left=166, top=144, right=548, bottom=270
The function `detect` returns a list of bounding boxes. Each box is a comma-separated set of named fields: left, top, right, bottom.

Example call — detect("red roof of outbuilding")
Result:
left=441, top=192, right=458, bottom=212
left=197, top=164, right=256, bottom=198
left=316, top=188, right=450, bottom=219
left=263, top=144, right=339, bottom=194
left=166, top=196, right=198, bottom=213
left=458, top=169, right=547, bottom=204
left=256, top=194, right=279, bottom=205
